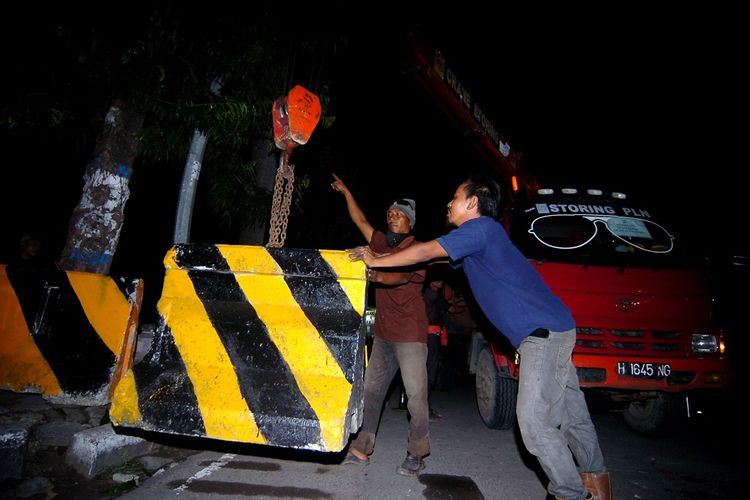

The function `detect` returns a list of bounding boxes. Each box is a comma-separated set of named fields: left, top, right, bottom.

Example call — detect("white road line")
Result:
left=173, top=453, right=236, bottom=494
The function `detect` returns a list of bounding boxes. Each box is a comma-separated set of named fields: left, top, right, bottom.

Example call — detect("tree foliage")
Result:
left=2, top=4, right=344, bottom=241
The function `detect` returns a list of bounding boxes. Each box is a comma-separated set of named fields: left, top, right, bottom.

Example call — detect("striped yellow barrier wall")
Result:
left=0, top=265, right=143, bottom=404
left=110, top=244, right=368, bottom=452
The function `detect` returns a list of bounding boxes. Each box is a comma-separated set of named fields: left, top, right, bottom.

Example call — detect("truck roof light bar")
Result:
left=537, top=188, right=554, bottom=195
left=561, top=188, right=578, bottom=194
left=587, top=189, right=603, bottom=196
left=611, top=192, right=627, bottom=200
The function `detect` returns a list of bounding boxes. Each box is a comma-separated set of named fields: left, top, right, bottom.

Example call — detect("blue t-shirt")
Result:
left=436, top=216, right=574, bottom=348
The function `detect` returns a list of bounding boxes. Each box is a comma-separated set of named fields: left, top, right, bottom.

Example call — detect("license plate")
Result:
left=616, top=361, right=671, bottom=379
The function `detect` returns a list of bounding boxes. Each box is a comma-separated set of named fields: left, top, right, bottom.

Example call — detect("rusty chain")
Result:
left=267, top=151, right=295, bottom=248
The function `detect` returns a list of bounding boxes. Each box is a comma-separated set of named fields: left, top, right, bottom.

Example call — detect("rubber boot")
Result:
left=581, top=472, right=612, bottom=500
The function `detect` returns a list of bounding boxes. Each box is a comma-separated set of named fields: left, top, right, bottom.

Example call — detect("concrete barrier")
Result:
left=110, top=244, right=367, bottom=452
left=0, top=265, right=143, bottom=405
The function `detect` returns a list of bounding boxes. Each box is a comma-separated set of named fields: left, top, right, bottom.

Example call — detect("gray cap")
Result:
left=389, top=198, right=416, bottom=228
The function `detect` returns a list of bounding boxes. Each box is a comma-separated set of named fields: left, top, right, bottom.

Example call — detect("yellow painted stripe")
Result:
left=0, top=266, right=61, bottom=394
left=159, top=268, right=264, bottom=443
left=223, top=248, right=352, bottom=450
left=164, top=248, right=179, bottom=269
left=320, top=250, right=367, bottom=312
left=216, top=244, right=286, bottom=274
left=67, top=271, right=131, bottom=355
left=109, top=369, right=142, bottom=424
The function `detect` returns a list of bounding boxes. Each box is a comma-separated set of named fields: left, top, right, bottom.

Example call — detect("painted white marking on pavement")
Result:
left=173, top=453, right=236, bottom=494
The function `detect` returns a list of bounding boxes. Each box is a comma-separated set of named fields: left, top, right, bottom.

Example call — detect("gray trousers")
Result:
left=350, top=337, right=430, bottom=457
left=517, top=328, right=606, bottom=500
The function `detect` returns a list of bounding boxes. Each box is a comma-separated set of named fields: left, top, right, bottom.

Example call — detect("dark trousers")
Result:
left=426, top=333, right=441, bottom=399
left=350, top=337, right=430, bottom=457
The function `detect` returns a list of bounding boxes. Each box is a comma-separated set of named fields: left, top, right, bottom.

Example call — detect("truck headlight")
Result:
left=692, top=333, right=719, bottom=353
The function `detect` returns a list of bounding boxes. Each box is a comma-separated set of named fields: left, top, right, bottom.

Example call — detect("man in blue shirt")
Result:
left=351, top=174, right=611, bottom=500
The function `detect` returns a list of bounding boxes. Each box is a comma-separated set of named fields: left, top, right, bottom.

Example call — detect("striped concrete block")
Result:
left=110, top=244, right=367, bottom=452
left=0, top=265, right=143, bottom=405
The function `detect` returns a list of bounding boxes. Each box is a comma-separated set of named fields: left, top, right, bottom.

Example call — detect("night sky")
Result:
left=301, top=9, right=744, bottom=257
left=1, top=6, right=744, bottom=321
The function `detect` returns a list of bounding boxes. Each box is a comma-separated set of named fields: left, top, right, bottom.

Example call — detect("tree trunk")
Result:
left=58, top=100, right=144, bottom=274
left=238, top=138, right=278, bottom=245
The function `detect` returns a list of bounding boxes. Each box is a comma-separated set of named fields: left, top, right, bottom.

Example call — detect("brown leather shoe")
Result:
left=581, top=472, right=612, bottom=500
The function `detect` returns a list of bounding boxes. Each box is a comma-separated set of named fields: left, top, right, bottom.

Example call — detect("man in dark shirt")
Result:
left=331, top=173, right=429, bottom=477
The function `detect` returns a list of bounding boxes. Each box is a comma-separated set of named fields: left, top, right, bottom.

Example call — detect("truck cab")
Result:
left=402, top=32, right=730, bottom=435
left=472, top=186, right=730, bottom=435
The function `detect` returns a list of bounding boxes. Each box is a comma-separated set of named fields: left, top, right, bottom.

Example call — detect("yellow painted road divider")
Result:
left=0, top=265, right=143, bottom=404
left=110, top=244, right=368, bottom=452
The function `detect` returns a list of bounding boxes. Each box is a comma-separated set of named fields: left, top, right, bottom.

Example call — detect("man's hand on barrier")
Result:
left=348, top=246, right=384, bottom=261
left=347, top=246, right=367, bottom=262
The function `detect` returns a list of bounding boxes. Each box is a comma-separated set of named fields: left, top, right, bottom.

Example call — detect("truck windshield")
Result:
left=510, top=198, right=699, bottom=268
left=529, top=214, right=674, bottom=254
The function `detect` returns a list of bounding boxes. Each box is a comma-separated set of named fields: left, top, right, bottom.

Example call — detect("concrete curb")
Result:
left=65, top=424, right=155, bottom=478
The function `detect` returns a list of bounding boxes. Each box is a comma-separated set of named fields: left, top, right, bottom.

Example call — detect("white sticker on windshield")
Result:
left=535, top=204, right=550, bottom=214
left=607, top=218, right=651, bottom=238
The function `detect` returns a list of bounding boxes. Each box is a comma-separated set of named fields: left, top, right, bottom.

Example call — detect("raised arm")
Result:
left=331, top=173, right=374, bottom=242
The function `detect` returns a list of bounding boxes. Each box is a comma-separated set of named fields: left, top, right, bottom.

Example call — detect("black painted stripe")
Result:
left=132, top=321, right=206, bottom=436
left=5, top=267, right=45, bottom=332
left=5, top=268, right=114, bottom=394
left=175, top=245, right=322, bottom=447
left=268, top=248, right=362, bottom=382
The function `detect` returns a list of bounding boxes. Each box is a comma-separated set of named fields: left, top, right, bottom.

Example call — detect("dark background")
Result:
left=1, top=6, right=745, bottom=326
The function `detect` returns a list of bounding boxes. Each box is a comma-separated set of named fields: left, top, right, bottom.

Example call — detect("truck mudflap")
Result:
left=0, top=265, right=142, bottom=405
left=110, top=244, right=368, bottom=452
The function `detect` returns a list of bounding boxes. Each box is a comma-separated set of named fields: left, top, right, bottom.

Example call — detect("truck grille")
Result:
left=574, top=327, right=686, bottom=356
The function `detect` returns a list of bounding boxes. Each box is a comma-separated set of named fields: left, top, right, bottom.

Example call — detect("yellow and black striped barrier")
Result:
left=110, top=244, right=368, bottom=452
left=0, top=265, right=142, bottom=404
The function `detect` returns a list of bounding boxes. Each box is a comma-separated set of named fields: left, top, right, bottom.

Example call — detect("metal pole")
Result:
left=172, top=79, right=222, bottom=245
left=172, top=129, right=207, bottom=244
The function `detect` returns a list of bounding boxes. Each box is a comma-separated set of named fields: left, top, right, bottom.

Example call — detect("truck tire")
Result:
left=475, top=346, right=517, bottom=430
left=623, top=392, right=683, bottom=436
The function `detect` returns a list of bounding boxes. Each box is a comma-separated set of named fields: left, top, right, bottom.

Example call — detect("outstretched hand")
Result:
left=347, top=246, right=367, bottom=262
left=348, top=246, right=390, bottom=282
left=347, top=246, right=382, bottom=266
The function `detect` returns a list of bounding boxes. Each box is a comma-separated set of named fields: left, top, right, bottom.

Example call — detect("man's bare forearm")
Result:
left=358, top=240, right=448, bottom=268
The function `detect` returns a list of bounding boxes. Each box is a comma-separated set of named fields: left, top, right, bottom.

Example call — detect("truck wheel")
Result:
left=475, top=346, right=517, bottom=430
left=623, top=392, right=683, bottom=436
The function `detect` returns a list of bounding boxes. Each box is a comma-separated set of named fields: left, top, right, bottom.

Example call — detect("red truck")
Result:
left=405, top=33, right=730, bottom=435
left=471, top=186, right=729, bottom=435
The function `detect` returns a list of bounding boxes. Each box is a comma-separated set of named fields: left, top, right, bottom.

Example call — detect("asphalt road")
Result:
left=115, top=375, right=747, bottom=500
